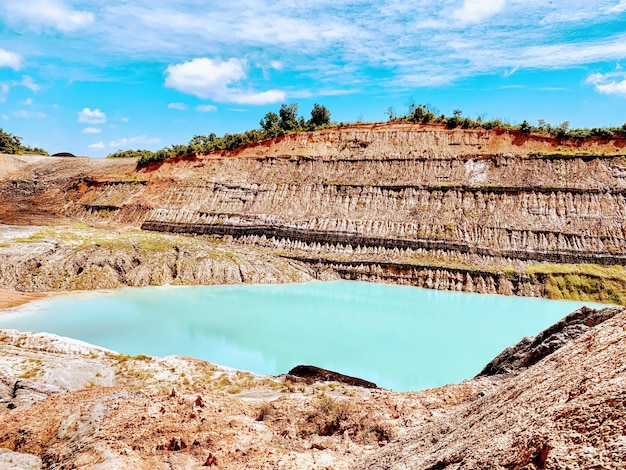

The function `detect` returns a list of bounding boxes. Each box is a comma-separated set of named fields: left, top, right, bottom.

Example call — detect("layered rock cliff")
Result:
left=1, top=123, right=625, bottom=302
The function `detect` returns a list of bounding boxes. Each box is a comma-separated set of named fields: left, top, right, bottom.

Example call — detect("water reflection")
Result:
left=0, top=281, right=605, bottom=391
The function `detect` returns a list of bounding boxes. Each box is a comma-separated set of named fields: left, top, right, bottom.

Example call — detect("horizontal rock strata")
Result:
left=1, top=123, right=626, bottom=301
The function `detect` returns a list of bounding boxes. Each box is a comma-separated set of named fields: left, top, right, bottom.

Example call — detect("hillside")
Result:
left=1, top=304, right=624, bottom=468
left=1, top=122, right=625, bottom=303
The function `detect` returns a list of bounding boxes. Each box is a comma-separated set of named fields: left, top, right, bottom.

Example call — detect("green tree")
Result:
left=557, top=121, right=570, bottom=138
left=0, top=128, right=22, bottom=154
left=410, top=104, right=435, bottom=123
left=260, top=112, right=280, bottom=137
left=0, top=128, right=48, bottom=155
left=279, top=103, right=300, bottom=132
left=309, top=103, right=331, bottom=128
left=519, top=120, right=531, bottom=133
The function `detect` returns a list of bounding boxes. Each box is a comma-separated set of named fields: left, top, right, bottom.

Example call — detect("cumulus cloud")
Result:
left=165, top=57, right=285, bottom=105
left=586, top=70, right=626, bottom=97
left=82, top=127, right=101, bottom=134
left=168, top=102, right=187, bottom=110
left=78, top=108, right=107, bottom=124
left=88, top=141, right=105, bottom=150
left=452, top=0, right=506, bottom=25
left=165, top=58, right=246, bottom=98
left=0, top=48, right=21, bottom=70
left=13, top=76, right=41, bottom=92
left=195, top=104, right=217, bottom=112
left=2, top=114, right=9, bottom=121
left=1, top=0, right=94, bottom=32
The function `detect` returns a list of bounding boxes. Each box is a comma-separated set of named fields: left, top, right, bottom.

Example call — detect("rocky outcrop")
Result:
left=1, top=123, right=626, bottom=302
left=0, top=305, right=624, bottom=469
left=0, top=226, right=323, bottom=292
left=287, top=365, right=378, bottom=388
left=478, top=305, right=624, bottom=376
left=357, top=305, right=626, bottom=469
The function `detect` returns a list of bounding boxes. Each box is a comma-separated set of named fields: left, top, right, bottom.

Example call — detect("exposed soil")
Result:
left=2, top=123, right=626, bottom=304
left=0, top=305, right=624, bottom=469
left=1, top=123, right=625, bottom=468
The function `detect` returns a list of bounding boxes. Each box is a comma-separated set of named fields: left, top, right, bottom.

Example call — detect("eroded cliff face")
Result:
left=1, top=123, right=625, bottom=302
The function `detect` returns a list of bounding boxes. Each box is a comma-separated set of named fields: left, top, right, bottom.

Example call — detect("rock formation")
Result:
left=0, top=304, right=624, bottom=468
left=1, top=122, right=626, bottom=303
left=1, top=123, right=625, bottom=468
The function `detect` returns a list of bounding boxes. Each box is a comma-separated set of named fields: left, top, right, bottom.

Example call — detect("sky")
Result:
left=1, top=0, right=626, bottom=157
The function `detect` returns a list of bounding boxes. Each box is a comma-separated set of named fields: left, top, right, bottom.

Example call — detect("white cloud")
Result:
left=195, top=104, right=217, bottom=112
left=609, top=0, right=626, bottom=13
left=0, top=83, right=9, bottom=103
left=78, top=108, right=107, bottom=124
left=270, top=61, right=283, bottom=71
left=13, top=76, right=41, bottom=92
left=1, top=0, right=94, bottom=32
left=452, top=0, right=506, bottom=25
left=518, top=36, right=626, bottom=69
left=1, top=114, right=8, bottom=121
left=14, top=110, right=45, bottom=118
left=88, top=141, right=105, bottom=150
left=108, top=135, right=161, bottom=148
left=165, top=58, right=246, bottom=98
left=165, top=57, right=285, bottom=105
left=225, top=90, right=286, bottom=105
left=586, top=70, right=626, bottom=97
left=121, top=116, right=129, bottom=122
left=82, top=127, right=101, bottom=134
left=168, top=102, right=187, bottom=110
left=24, top=97, right=33, bottom=105
left=0, top=48, right=21, bottom=70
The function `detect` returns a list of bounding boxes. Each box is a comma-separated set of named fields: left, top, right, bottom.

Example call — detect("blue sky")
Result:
left=1, top=0, right=626, bottom=157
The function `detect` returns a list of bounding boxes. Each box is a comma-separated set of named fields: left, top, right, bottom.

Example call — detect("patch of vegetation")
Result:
left=526, top=263, right=626, bottom=305
left=0, top=127, right=49, bottom=155
left=393, top=102, right=626, bottom=140
left=19, top=359, right=42, bottom=379
left=106, top=149, right=156, bottom=160
left=544, top=275, right=626, bottom=305
left=108, top=103, right=332, bottom=166
left=11, top=230, right=53, bottom=244
left=256, top=402, right=274, bottom=421
left=525, top=263, right=626, bottom=281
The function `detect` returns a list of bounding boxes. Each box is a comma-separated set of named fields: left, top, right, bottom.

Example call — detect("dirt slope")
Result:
left=0, top=305, right=624, bottom=469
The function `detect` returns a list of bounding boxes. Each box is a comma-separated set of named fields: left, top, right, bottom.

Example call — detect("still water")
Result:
left=0, top=281, right=605, bottom=391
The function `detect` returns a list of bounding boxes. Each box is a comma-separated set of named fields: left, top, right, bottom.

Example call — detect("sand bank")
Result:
left=0, top=289, right=47, bottom=310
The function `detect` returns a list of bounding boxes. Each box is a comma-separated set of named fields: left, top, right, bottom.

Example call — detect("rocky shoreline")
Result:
left=0, top=304, right=624, bottom=468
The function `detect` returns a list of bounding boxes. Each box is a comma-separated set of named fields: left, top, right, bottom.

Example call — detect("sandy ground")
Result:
left=0, top=289, right=47, bottom=310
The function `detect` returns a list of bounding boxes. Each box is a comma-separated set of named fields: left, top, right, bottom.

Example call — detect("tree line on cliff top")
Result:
left=108, top=103, right=332, bottom=165
left=0, top=128, right=48, bottom=155
left=3, top=101, right=626, bottom=163
left=390, top=102, right=626, bottom=139
left=109, top=102, right=626, bottom=166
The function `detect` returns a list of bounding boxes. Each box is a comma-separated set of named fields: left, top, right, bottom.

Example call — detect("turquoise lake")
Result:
left=0, top=281, right=606, bottom=391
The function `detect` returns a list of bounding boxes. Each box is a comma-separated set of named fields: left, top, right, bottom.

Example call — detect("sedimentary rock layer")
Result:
left=1, top=124, right=625, bottom=301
